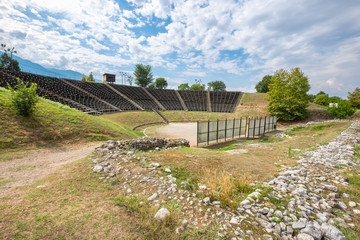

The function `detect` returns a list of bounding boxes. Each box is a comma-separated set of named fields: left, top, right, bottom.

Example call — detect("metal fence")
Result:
left=197, top=116, right=277, bottom=146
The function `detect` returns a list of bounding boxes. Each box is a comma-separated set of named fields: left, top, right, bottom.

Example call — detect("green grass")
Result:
left=309, top=123, right=333, bottom=131
left=0, top=179, right=15, bottom=187
left=240, top=93, right=268, bottom=106
left=0, top=87, right=142, bottom=152
left=284, top=126, right=306, bottom=135
left=169, top=167, right=199, bottom=191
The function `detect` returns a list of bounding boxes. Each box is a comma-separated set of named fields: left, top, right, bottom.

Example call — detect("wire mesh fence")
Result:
left=197, top=116, right=277, bottom=146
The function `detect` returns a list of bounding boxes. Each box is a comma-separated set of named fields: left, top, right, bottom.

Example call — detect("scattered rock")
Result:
left=154, top=208, right=170, bottom=220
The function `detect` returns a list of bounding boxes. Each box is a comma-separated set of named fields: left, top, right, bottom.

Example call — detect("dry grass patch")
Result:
left=0, top=157, right=142, bottom=240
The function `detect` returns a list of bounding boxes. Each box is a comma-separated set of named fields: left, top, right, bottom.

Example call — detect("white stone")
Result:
left=93, top=165, right=103, bottom=172
left=148, top=193, right=158, bottom=201
left=297, top=233, right=315, bottom=240
left=348, top=201, right=356, bottom=207
left=164, top=168, right=172, bottom=173
left=230, top=217, right=240, bottom=225
left=154, top=208, right=170, bottom=220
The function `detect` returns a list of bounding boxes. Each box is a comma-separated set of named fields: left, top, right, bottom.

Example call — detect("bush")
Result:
left=327, top=100, right=356, bottom=119
left=7, top=79, right=39, bottom=116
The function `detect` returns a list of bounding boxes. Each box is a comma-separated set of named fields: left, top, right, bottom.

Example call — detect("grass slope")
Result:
left=0, top=87, right=141, bottom=151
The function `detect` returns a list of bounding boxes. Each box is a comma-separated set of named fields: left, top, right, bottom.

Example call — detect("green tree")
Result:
left=81, top=74, right=86, bottom=82
left=316, top=91, right=328, bottom=96
left=348, top=87, right=360, bottom=109
left=7, top=78, right=39, bottom=116
left=314, top=94, right=330, bottom=106
left=178, top=83, right=190, bottom=90
left=308, top=94, right=316, bottom=103
left=255, top=75, right=272, bottom=93
left=266, top=68, right=310, bottom=120
left=0, top=53, right=20, bottom=71
left=208, top=80, right=226, bottom=91
left=190, top=83, right=205, bottom=91
left=150, top=77, right=168, bottom=89
left=134, top=64, right=153, bottom=87
left=327, top=100, right=356, bottom=119
left=329, top=96, right=342, bottom=103
left=87, top=72, right=94, bottom=82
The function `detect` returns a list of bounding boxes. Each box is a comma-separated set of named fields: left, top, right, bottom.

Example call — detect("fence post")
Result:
left=247, top=118, right=250, bottom=139
left=216, top=119, right=219, bottom=143
left=225, top=119, right=227, bottom=141
left=232, top=118, right=235, bottom=139
left=197, top=120, right=199, bottom=147
left=253, top=117, right=256, bottom=138
left=207, top=120, right=210, bottom=145
left=264, top=116, right=267, bottom=136
left=239, top=117, right=242, bottom=138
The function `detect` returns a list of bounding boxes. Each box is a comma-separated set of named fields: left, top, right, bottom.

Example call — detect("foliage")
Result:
left=150, top=77, right=168, bottom=89
left=314, top=94, right=330, bottom=106
left=0, top=53, right=20, bottom=71
left=190, top=83, right=205, bottom=91
left=316, top=91, right=328, bottom=96
left=134, top=64, right=153, bottom=87
left=255, top=75, right=272, bottom=93
left=329, top=96, right=342, bottom=103
left=7, top=79, right=39, bottom=117
left=348, top=87, right=360, bottom=109
left=308, top=94, right=316, bottom=103
left=178, top=83, right=190, bottom=90
left=81, top=74, right=86, bottom=82
left=327, top=100, right=356, bottom=119
left=266, top=67, right=310, bottom=120
left=208, top=80, right=226, bottom=91
left=86, top=72, right=94, bottom=82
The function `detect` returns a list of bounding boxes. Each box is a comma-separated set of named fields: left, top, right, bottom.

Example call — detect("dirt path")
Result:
left=146, top=122, right=198, bottom=146
left=0, top=142, right=102, bottom=198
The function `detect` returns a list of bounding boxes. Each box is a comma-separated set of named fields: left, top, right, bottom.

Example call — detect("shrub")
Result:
left=7, top=79, right=39, bottom=116
left=327, top=100, right=356, bottom=119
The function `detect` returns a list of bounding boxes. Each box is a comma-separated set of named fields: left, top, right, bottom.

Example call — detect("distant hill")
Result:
left=1, top=52, right=88, bottom=81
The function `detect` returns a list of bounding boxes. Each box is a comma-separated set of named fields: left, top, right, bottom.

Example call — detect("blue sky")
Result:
left=1, top=0, right=360, bottom=97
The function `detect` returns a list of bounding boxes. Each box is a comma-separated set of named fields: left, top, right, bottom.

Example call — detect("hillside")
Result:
left=0, top=87, right=141, bottom=156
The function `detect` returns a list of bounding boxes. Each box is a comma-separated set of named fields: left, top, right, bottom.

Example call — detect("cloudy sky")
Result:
left=1, top=0, right=359, bottom=97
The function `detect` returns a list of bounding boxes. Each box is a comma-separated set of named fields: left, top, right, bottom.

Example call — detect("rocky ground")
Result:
left=91, top=121, right=360, bottom=240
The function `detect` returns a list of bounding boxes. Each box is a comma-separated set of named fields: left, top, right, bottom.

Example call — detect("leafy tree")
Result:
left=314, top=94, right=330, bottom=106
left=81, top=74, right=86, bottom=82
left=266, top=68, right=310, bottom=120
left=178, top=83, right=190, bottom=90
left=0, top=53, right=20, bottom=71
left=87, top=72, right=94, bottom=82
left=329, top=96, right=342, bottom=103
left=327, top=100, right=356, bottom=119
left=348, top=87, right=360, bottom=109
left=255, top=75, right=272, bottom=93
left=208, top=80, right=226, bottom=91
left=308, top=94, right=316, bottom=103
left=150, top=77, right=168, bottom=89
left=7, top=78, right=39, bottom=116
left=316, top=91, right=328, bottom=96
left=134, top=64, right=153, bottom=87
left=190, top=83, right=205, bottom=91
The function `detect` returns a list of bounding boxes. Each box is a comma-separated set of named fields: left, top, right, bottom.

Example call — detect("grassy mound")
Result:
left=0, top=87, right=142, bottom=150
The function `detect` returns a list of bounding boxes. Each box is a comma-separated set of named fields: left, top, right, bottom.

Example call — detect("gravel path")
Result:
left=0, top=142, right=102, bottom=198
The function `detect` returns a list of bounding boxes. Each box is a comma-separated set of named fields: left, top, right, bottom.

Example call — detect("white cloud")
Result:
left=1, top=0, right=359, bottom=97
